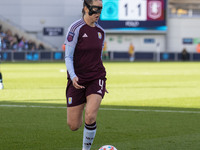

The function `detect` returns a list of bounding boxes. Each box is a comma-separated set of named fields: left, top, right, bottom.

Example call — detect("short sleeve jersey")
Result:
left=65, top=18, right=106, bottom=83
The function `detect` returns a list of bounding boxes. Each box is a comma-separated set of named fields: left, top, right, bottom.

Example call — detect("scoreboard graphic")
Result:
left=99, top=0, right=167, bottom=31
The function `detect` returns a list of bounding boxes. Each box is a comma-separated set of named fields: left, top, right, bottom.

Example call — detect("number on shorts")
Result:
left=99, top=79, right=104, bottom=90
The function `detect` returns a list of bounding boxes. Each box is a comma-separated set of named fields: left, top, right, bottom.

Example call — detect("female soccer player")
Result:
left=64, top=0, right=106, bottom=150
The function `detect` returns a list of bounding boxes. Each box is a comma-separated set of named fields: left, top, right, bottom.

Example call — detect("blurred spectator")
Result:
left=10, top=37, right=18, bottom=50
left=24, top=40, right=29, bottom=50
left=196, top=43, right=200, bottom=53
left=181, top=48, right=189, bottom=61
left=128, top=42, right=135, bottom=62
left=6, top=29, right=13, bottom=42
left=38, top=43, right=45, bottom=50
left=0, top=24, right=46, bottom=51
left=62, top=44, right=65, bottom=51
left=18, top=36, right=25, bottom=51
left=28, top=40, right=36, bottom=50
left=0, top=25, right=2, bottom=33
left=14, top=33, right=21, bottom=43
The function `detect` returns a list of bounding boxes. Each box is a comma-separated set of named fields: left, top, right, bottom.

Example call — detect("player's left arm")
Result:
left=101, top=32, right=108, bottom=93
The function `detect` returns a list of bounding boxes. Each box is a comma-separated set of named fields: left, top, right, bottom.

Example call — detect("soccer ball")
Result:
left=99, top=145, right=117, bottom=150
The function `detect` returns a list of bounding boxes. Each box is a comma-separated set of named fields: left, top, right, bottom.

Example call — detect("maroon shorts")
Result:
left=66, top=78, right=106, bottom=107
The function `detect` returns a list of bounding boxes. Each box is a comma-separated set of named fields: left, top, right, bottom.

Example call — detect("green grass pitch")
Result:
left=0, top=62, right=200, bottom=150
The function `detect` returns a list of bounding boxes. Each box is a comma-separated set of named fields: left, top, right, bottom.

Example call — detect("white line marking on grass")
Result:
left=100, top=108, right=200, bottom=114
left=0, top=105, right=66, bottom=109
left=0, top=104, right=200, bottom=114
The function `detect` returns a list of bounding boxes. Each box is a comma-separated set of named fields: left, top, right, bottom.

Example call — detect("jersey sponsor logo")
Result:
left=98, top=32, right=102, bottom=39
left=82, top=33, right=88, bottom=38
left=67, top=32, right=74, bottom=42
left=68, top=97, right=72, bottom=105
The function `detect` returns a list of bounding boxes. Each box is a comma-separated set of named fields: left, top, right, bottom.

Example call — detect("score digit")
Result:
left=119, top=0, right=147, bottom=21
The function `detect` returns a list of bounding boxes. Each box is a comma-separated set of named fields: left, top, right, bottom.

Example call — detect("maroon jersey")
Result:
left=65, top=19, right=106, bottom=83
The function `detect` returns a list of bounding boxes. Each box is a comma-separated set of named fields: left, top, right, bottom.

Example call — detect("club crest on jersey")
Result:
left=97, top=32, right=102, bottom=39
left=68, top=97, right=72, bottom=105
left=67, top=32, right=74, bottom=42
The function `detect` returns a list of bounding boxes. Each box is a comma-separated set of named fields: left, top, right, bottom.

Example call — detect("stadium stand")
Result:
left=169, top=0, right=200, bottom=17
left=0, top=25, right=45, bottom=51
left=0, top=16, right=56, bottom=51
left=0, top=0, right=200, bottom=61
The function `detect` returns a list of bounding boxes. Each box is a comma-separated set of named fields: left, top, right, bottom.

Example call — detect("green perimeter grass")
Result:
left=0, top=62, right=200, bottom=150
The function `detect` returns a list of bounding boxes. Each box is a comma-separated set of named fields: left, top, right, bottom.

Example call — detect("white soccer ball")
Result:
left=99, top=145, right=117, bottom=150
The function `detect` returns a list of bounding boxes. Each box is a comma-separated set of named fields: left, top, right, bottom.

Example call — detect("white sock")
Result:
left=82, top=122, right=97, bottom=150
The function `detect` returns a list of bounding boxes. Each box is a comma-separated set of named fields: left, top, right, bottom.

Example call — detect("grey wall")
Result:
left=105, top=34, right=166, bottom=52
left=167, top=17, right=200, bottom=53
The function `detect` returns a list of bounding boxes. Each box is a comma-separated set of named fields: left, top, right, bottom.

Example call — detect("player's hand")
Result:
left=72, top=76, right=85, bottom=89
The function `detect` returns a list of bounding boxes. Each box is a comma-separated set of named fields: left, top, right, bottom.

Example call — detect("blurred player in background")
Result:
left=0, top=36, right=3, bottom=89
left=128, top=42, right=135, bottom=62
left=196, top=43, right=200, bottom=53
left=102, top=41, right=109, bottom=60
left=64, top=0, right=106, bottom=150
left=181, top=48, right=189, bottom=61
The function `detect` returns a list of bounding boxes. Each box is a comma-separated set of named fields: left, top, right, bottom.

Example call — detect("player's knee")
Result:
left=67, top=123, right=79, bottom=131
left=85, top=113, right=96, bottom=124
left=67, top=121, right=82, bottom=131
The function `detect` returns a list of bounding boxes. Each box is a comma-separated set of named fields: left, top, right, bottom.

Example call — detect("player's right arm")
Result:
left=64, top=21, right=85, bottom=89
left=65, top=45, right=76, bottom=80
left=65, top=45, right=85, bottom=89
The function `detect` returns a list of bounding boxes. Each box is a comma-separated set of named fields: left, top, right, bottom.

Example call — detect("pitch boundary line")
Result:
left=0, top=104, right=200, bottom=114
